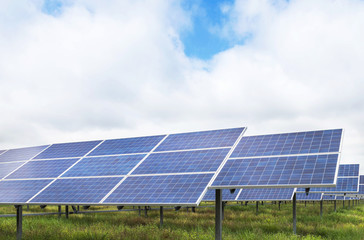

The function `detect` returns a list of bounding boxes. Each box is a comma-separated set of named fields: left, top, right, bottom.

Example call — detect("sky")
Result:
left=0, top=0, right=363, bottom=172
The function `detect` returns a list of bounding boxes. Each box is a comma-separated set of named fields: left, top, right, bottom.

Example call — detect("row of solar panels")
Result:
left=0, top=127, right=358, bottom=206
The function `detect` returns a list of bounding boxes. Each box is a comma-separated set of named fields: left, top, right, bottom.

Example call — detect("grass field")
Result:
left=0, top=201, right=363, bottom=240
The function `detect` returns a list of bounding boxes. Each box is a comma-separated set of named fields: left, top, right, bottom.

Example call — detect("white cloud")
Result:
left=0, top=0, right=363, bottom=172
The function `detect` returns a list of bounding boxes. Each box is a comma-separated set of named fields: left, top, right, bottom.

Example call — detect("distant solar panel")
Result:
left=103, top=174, right=214, bottom=205
left=155, top=128, right=245, bottom=152
left=338, top=164, right=359, bottom=177
left=211, top=154, right=339, bottom=188
left=132, top=148, right=230, bottom=175
left=62, top=155, right=146, bottom=177
left=322, top=195, right=336, bottom=200
left=88, top=135, right=165, bottom=156
left=230, top=129, right=342, bottom=158
left=34, top=140, right=101, bottom=159
left=336, top=196, right=345, bottom=200
left=30, top=177, right=123, bottom=204
left=0, top=162, right=27, bottom=179
left=360, top=175, right=364, bottom=184
left=0, top=145, right=49, bottom=163
left=359, top=184, right=364, bottom=195
left=296, top=193, right=323, bottom=201
left=202, top=189, right=239, bottom=201
left=237, top=188, right=295, bottom=201
left=0, top=180, right=52, bottom=203
left=5, top=159, right=79, bottom=179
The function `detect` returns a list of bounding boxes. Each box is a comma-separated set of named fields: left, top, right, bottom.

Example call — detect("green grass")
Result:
left=0, top=201, right=363, bottom=239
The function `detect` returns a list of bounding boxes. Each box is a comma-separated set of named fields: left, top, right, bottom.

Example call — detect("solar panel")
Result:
left=322, top=195, right=336, bottom=200
left=103, top=174, right=214, bottom=205
left=88, top=135, right=165, bottom=156
left=296, top=193, right=323, bottom=201
left=360, top=175, right=364, bottom=184
left=0, top=145, right=49, bottom=163
left=0, top=162, right=27, bottom=179
left=338, top=164, right=359, bottom=177
left=34, top=140, right=102, bottom=159
left=5, top=159, right=79, bottom=179
left=30, top=177, right=123, bottom=204
left=211, top=154, right=339, bottom=188
left=237, top=188, right=295, bottom=201
left=230, top=129, right=342, bottom=158
left=62, top=155, right=146, bottom=177
left=202, top=189, right=239, bottom=201
left=155, top=127, right=245, bottom=152
left=0, top=180, right=52, bottom=203
left=0, top=150, right=6, bottom=155
left=336, top=196, right=345, bottom=200
left=132, top=148, right=230, bottom=175
left=358, top=182, right=364, bottom=195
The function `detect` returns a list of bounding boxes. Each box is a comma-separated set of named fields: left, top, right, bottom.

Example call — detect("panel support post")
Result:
left=16, top=205, right=22, bottom=240
left=320, top=200, right=323, bottom=217
left=58, top=205, right=62, bottom=218
left=293, top=193, right=296, bottom=235
left=348, top=200, right=350, bottom=208
left=160, top=207, right=163, bottom=228
left=138, top=206, right=141, bottom=216
left=215, top=189, right=222, bottom=240
left=343, top=200, right=345, bottom=208
left=145, top=206, right=148, bottom=217
left=65, top=205, right=69, bottom=219
left=334, top=200, right=336, bottom=212
left=278, top=201, right=281, bottom=210
left=305, top=201, right=306, bottom=207
left=256, top=201, right=259, bottom=215
left=222, top=202, right=225, bottom=220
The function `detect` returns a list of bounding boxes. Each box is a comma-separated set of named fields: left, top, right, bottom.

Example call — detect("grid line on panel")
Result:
left=0, top=150, right=8, bottom=156
left=26, top=140, right=106, bottom=203
left=1, top=145, right=53, bottom=181
left=100, top=135, right=169, bottom=203
left=231, top=129, right=342, bottom=158
left=198, top=128, right=247, bottom=204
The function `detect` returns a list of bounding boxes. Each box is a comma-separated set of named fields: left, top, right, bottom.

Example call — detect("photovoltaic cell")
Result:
left=0, top=145, right=49, bottom=163
left=88, top=135, right=165, bottom=156
left=6, top=158, right=79, bottom=179
left=0, top=180, right=52, bottom=203
left=237, top=188, right=294, bottom=201
left=0, top=162, right=26, bottom=179
left=360, top=175, right=364, bottom=184
left=336, top=196, right=345, bottom=200
left=338, top=164, right=359, bottom=177
left=202, top=189, right=239, bottom=201
left=231, top=129, right=342, bottom=158
left=299, top=177, right=359, bottom=193
left=211, top=154, right=338, bottom=188
left=359, top=185, right=364, bottom=195
left=30, top=177, right=123, bottom=203
left=104, top=174, right=213, bottom=204
left=132, top=148, right=230, bottom=175
left=323, top=195, right=336, bottom=200
left=155, top=128, right=245, bottom=152
left=62, top=155, right=146, bottom=177
left=34, top=140, right=102, bottom=159
left=296, top=193, right=322, bottom=201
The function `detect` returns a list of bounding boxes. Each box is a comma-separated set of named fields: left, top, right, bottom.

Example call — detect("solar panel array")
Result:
left=202, top=189, right=240, bottom=201
left=297, top=164, right=359, bottom=194
left=0, top=127, right=246, bottom=205
left=358, top=175, right=364, bottom=196
left=296, top=193, right=323, bottom=201
left=210, top=129, right=343, bottom=189
left=237, top=188, right=295, bottom=201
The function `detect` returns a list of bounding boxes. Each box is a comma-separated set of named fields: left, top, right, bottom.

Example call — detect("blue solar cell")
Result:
left=237, top=188, right=294, bottom=201
left=360, top=175, right=364, bottom=185
left=359, top=185, right=364, bottom=194
left=155, top=127, right=245, bottom=151
left=338, top=164, right=359, bottom=177
left=104, top=174, right=213, bottom=204
left=132, top=148, right=230, bottom=175
left=0, top=145, right=49, bottom=163
left=298, top=177, right=359, bottom=193
left=88, top=135, right=165, bottom=156
left=34, top=140, right=102, bottom=159
left=231, top=129, right=342, bottom=158
left=0, top=162, right=26, bottom=178
left=0, top=180, right=52, bottom=203
left=336, top=196, right=345, bottom=200
left=323, top=195, right=336, bottom=200
left=212, top=154, right=339, bottom=188
left=30, top=177, right=122, bottom=203
left=202, top=189, right=239, bottom=201
left=6, top=159, right=79, bottom=179
left=62, top=154, right=146, bottom=177
left=296, top=193, right=322, bottom=201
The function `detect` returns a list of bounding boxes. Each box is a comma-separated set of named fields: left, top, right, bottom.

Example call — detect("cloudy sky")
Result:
left=0, top=0, right=363, bottom=172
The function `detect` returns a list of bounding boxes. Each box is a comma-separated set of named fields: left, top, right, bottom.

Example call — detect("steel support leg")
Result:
left=293, top=193, right=296, bottom=234
left=349, top=200, right=351, bottom=208
left=215, top=189, right=222, bottom=240
left=334, top=200, right=336, bottom=212
left=16, top=205, right=22, bottom=240
left=278, top=201, right=281, bottom=210
left=138, top=206, right=141, bottom=216
left=145, top=206, right=148, bottom=217
left=256, top=201, right=259, bottom=215
left=65, top=205, right=69, bottom=219
left=305, top=201, right=306, bottom=207
left=160, top=206, right=163, bottom=228
left=320, top=200, right=323, bottom=217
left=222, top=202, right=225, bottom=220
left=58, top=205, right=62, bottom=218
left=343, top=200, right=345, bottom=208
